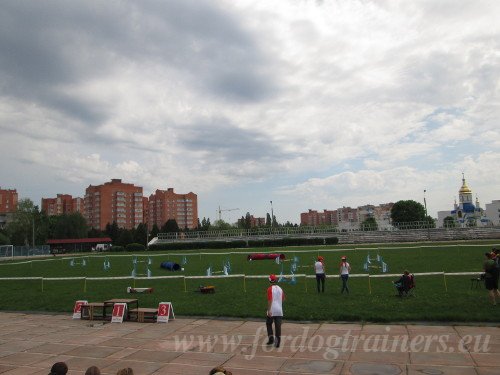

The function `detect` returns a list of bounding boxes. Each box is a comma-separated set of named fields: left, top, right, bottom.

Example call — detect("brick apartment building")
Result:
left=148, top=188, right=198, bottom=230
left=300, top=209, right=338, bottom=226
left=301, top=203, right=393, bottom=229
left=84, top=179, right=143, bottom=230
left=41, top=194, right=83, bottom=216
left=0, top=187, right=18, bottom=229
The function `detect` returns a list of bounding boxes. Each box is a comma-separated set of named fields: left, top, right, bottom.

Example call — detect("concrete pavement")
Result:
left=0, top=312, right=498, bottom=375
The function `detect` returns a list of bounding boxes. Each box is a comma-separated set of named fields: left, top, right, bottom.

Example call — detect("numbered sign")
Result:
left=157, top=302, right=175, bottom=323
left=73, top=300, right=88, bottom=319
left=111, top=303, right=127, bottom=323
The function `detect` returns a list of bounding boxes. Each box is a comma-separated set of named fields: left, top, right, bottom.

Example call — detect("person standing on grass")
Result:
left=314, top=256, right=326, bottom=293
left=266, top=274, right=285, bottom=348
left=483, top=252, right=500, bottom=305
left=339, top=256, right=351, bottom=294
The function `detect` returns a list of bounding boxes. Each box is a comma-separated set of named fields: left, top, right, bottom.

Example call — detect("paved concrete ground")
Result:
left=0, top=312, right=498, bottom=375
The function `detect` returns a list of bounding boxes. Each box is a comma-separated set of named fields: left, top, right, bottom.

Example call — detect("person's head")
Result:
left=116, top=368, right=134, bottom=375
left=493, top=248, right=499, bottom=255
left=341, top=256, right=347, bottom=262
left=485, top=252, right=492, bottom=259
left=50, top=362, right=68, bottom=375
left=209, top=367, right=232, bottom=375
left=403, top=270, right=409, bottom=275
left=85, top=366, right=100, bottom=375
left=317, top=256, right=324, bottom=262
left=269, top=274, right=277, bottom=283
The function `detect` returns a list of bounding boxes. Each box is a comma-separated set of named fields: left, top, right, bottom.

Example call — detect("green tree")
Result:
left=150, top=224, right=160, bottom=238
left=0, top=232, right=10, bottom=245
left=200, top=217, right=211, bottom=231
left=49, top=213, right=88, bottom=239
left=266, top=213, right=272, bottom=227
left=105, top=222, right=120, bottom=243
left=161, top=219, right=180, bottom=233
left=424, top=215, right=436, bottom=228
left=116, top=229, right=134, bottom=247
left=134, top=223, right=148, bottom=245
left=390, top=200, right=426, bottom=228
left=443, top=216, right=456, bottom=228
left=361, top=217, right=378, bottom=231
left=6, top=199, right=38, bottom=246
left=212, top=219, right=232, bottom=230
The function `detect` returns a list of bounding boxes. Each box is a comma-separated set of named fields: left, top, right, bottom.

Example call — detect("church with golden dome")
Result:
left=437, top=174, right=490, bottom=227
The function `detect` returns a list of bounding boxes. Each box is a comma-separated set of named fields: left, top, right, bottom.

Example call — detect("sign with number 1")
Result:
left=157, top=302, right=175, bottom=323
left=111, top=303, right=127, bottom=323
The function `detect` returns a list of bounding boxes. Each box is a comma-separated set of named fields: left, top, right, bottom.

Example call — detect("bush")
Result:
left=110, top=245, right=125, bottom=252
left=325, top=237, right=339, bottom=245
left=126, top=243, right=146, bottom=251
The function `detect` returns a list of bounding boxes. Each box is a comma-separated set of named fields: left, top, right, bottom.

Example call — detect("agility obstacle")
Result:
left=247, top=253, right=286, bottom=261
left=131, top=256, right=152, bottom=278
left=363, top=253, right=389, bottom=273
left=103, top=257, right=111, bottom=271
left=69, top=258, right=87, bottom=267
left=206, top=258, right=231, bottom=276
left=160, top=261, right=181, bottom=271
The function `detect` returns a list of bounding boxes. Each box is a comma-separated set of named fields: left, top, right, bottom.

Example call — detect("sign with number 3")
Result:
left=157, top=302, right=175, bottom=323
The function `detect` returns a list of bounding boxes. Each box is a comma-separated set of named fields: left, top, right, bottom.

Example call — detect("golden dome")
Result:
left=459, top=174, right=472, bottom=194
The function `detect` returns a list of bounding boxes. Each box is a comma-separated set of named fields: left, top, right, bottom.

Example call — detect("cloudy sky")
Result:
left=1, top=0, right=499, bottom=224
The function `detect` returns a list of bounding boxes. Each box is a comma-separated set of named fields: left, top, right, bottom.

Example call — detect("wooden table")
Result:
left=104, top=298, right=139, bottom=320
left=81, top=302, right=108, bottom=321
left=129, top=308, right=158, bottom=322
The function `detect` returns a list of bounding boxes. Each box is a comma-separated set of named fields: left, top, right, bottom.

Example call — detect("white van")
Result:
left=94, top=243, right=111, bottom=252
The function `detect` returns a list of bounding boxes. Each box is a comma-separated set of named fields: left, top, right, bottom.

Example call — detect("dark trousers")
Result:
left=266, top=316, right=282, bottom=342
left=316, top=273, right=325, bottom=292
left=341, top=274, right=349, bottom=293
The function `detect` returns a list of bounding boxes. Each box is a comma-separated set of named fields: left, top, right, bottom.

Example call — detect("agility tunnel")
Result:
left=160, top=261, right=181, bottom=271
left=247, top=253, right=286, bottom=261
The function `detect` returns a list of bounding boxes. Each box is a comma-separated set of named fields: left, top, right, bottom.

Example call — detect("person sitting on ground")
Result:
left=116, top=368, right=134, bottom=375
left=483, top=252, right=500, bottom=305
left=49, top=362, right=68, bottom=375
left=85, top=366, right=100, bottom=375
left=393, top=270, right=414, bottom=296
left=209, top=366, right=232, bottom=375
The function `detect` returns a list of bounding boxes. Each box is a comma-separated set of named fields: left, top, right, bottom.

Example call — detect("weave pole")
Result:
left=84, top=278, right=87, bottom=293
left=443, top=272, right=448, bottom=292
left=243, top=275, right=246, bottom=292
left=368, top=275, right=372, bottom=294
left=183, top=276, right=187, bottom=292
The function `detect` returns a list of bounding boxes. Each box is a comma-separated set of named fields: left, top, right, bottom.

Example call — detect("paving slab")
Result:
left=0, top=312, right=497, bottom=375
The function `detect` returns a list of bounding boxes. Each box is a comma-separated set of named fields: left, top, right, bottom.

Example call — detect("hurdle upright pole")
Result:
left=443, top=272, right=448, bottom=292
left=84, top=277, right=87, bottom=293
left=183, top=276, right=187, bottom=292
left=41, top=277, right=44, bottom=292
left=368, top=275, right=372, bottom=294
left=304, top=275, right=307, bottom=292
left=243, top=275, right=246, bottom=292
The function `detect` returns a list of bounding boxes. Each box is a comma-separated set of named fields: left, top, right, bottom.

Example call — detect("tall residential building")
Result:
left=148, top=188, right=198, bottom=230
left=0, top=187, right=18, bottom=213
left=300, top=209, right=338, bottom=226
left=0, top=187, right=18, bottom=229
left=41, top=194, right=83, bottom=216
left=485, top=200, right=500, bottom=226
left=84, top=179, right=143, bottom=230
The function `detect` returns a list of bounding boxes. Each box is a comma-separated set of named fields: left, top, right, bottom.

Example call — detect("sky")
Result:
left=1, top=0, right=499, bottom=225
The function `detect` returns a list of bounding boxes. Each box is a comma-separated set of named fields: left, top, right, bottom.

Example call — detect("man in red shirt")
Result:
left=266, top=274, right=285, bottom=348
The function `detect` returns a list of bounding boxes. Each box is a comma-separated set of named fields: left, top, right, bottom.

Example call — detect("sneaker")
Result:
left=266, top=338, right=274, bottom=345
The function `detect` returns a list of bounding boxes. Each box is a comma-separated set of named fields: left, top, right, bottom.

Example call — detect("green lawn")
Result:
left=0, top=241, right=498, bottom=322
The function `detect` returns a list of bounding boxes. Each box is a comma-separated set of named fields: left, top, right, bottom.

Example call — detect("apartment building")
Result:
left=84, top=179, right=143, bottom=230
left=301, top=203, right=393, bottom=229
left=148, top=188, right=198, bottom=230
left=237, top=215, right=266, bottom=228
left=300, top=209, right=338, bottom=226
left=41, top=194, right=83, bottom=216
left=0, top=187, right=18, bottom=229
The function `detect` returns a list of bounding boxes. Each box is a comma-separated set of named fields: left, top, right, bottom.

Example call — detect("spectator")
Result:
left=483, top=252, right=500, bottom=305
left=314, top=256, right=326, bottom=293
left=116, top=368, right=134, bottom=375
left=49, top=362, right=68, bottom=375
left=209, top=366, right=233, bottom=375
left=85, top=367, right=100, bottom=375
left=393, top=270, right=414, bottom=297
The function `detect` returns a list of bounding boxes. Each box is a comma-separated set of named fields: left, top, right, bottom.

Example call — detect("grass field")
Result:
left=1, top=241, right=499, bottom=322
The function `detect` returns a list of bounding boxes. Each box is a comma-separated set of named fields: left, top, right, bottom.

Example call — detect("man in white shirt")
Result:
left=314, top=256, right=326, bottom=293
left=266, top=274, right=285, bottom=348
left=340, top=256, right=351, bottom=294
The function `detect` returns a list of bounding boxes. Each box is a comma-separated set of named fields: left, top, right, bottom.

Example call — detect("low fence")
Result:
left=0, top=271, right=481, bottom=294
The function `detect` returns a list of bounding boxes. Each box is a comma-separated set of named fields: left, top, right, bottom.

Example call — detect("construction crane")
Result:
left=217, top=206, right=239, bottom=222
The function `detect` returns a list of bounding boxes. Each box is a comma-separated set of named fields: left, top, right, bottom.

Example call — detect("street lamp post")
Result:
left=423, top=190, right=428, bottom=216
left=270, top=201, right=274, bottom=229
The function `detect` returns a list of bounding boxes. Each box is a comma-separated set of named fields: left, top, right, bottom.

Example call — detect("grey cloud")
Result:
left=177, top=118, right=293, bottom=163
left=0, top=0, right=278, bottom=128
